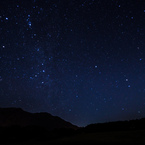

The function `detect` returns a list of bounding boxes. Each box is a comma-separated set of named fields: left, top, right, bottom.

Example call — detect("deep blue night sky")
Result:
left=0, top=0, right=145, bottom=126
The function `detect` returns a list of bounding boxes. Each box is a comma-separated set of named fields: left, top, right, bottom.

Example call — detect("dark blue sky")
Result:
left=0, top=0, right=145, bottom=126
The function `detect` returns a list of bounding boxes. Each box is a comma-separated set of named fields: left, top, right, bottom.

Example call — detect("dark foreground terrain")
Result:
left=50, top=130, right=145, bottom=145
left=1, top=120, right=145, bottom=145
left=0, top=127, right=145, bottom=145
left=0, top=108, right=145, bottom=144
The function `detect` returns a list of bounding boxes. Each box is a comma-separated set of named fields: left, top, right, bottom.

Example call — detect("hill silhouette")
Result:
left=0, top=107, right=77, bottom=130
left=0, top=107, right=145, bottom=144
left=82, top=118, right=145, bottom=133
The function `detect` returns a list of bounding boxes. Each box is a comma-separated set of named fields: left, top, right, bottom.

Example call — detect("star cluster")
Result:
left=0, top=0, right=145, bottom=126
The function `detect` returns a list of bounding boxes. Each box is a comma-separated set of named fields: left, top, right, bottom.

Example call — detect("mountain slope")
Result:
left=0, top=107, right=77, bottom=130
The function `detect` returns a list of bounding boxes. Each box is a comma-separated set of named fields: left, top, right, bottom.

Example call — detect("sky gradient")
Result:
left=0, top=0, right=145, bottom=126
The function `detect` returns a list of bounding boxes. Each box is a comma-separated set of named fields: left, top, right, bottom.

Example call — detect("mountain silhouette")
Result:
left=0, top=107, right=145, bottom=144
left=0, top=107, right=77, bottom=130
left=83, top=118, right=145, bottom=132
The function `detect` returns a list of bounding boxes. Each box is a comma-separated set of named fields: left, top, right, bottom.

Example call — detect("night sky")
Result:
left=0, top=0, right=145, bottom=127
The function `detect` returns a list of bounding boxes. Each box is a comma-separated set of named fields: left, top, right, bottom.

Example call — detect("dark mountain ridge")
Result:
left=81, top=118, right=145, bottom=133
left=0, top=107, right=145, bottom=144
left=0, top=107, right=77, bottom=130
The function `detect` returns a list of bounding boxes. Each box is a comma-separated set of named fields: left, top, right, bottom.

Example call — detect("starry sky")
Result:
left=0, top=0, right=145, bottom=127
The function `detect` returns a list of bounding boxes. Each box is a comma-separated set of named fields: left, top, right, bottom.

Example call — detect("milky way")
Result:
left=0, top=0, right=145, bottom=126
